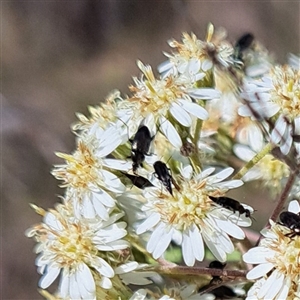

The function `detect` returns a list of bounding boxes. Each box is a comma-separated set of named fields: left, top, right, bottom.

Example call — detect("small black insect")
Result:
left=153, top=161, right=173, bottom=195
left=153, top=160, right=181, bottom=195
left=130, top=125, right=154, bottom=174
left=279, top=211, right=300, bottom=237
left=234, top=32, right=254, bottom=61
left=209, top=261, right=226, bottom=270
left=122, top=172, right=154, bottom=189
left=209, top=196, right=252, bottom=218
left=211, top=286, right=237, bottom=299
left=208, top=261, right=226, bottom=285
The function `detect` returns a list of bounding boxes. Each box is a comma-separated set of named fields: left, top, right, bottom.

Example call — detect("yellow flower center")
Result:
left=271, top=66, right=300, bottom=119
left=154, top=179, right=212, bottom=230
left=258, top=154, right=290, bottom=190
left=268, top=225, right=300, bottom=280
left=55, top=223, right=95, bottom=268
left=129, top=64, right=184, bottom=116
left=53, top=141, right=102, bottom=189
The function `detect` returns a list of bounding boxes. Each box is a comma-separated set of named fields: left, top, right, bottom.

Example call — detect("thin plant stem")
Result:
left=192, top=119, right=203, bottom=146
left=153, top=265, right=248, bottom=278
left=233, top=142, right=273, bottom=179
left=269, top=170, right=298, bottom=223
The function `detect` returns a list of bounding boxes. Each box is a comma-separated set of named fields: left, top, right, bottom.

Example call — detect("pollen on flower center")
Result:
left=271, top=65, right=300, bottom=119
left=268, top=226, right=300, bottom=279
left=154, top=179, right=212, bottom=230
left=55, top=224, right=95, bottom=267
left=258, top=154, right=289, bottom=184
left=53, top=141, right=102, bottom=189
left=128, top=62, right=185, bottom=116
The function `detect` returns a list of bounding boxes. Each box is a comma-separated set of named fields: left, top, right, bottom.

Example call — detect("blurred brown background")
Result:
left=2, top=1, right=300, bottom=299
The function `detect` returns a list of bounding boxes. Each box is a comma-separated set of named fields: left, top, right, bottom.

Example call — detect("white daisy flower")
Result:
left=136, top=165, right=248, bottom=266
left=158, top=24, right=235, bottom=78
left=72, top=90, right=144, bottom=143
left=129, top=60, right=219, bottom=129
left=52, top=135, right=131, bottom=220
left=243, top=200, right=300, bottom=300
left=26, top=204, right=129, bottom=299
left=239, top=65, right=300, bottom=155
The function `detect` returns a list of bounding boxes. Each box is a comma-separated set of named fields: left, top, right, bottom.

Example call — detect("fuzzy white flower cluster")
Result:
left=27, top=23, right=300, bottom=300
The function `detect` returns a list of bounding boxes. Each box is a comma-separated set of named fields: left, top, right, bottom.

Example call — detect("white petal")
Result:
left=158, top=60, right=173, bottom=74
left=243, top=247, right=275, bottom=264
left=59, top=269, right=70, bottom=298
left=188, top=58, right=201, bottom=74
left=159, top=116, right=182, bottom=148
left=99, top=277, right=112, bottom=289
left=181, top=165, right=193, bottom=179
left=92, top=257, right=114, bottom=278
left=246, top=263, right=274, bottom=280
left=206, top=167, right=233, bottom=183
left=215, top=219, right=245, bottom=239
left=204, top=234, right=226, bottom=262
left=249, top=125, right=264, bottom=152
left=44, top=212, right=63, bottom=231
left=93, top=189, right=115, bottom=207
left=95, top=240, right=129, bottom=251
left=238, top=105, right=252, bottom=117
left=39, top=265, right=60, bottom=289
left=82, top=195, right=96, bottom=219
left=97, top=128, right=122, bottom=157
left=129, top=289, right=147, bottom=300
left=190, top=226, right=204, bottom=261
left=280, top=130, right=293, bottom=155
left=288, top=200, right=300, bottom=213
left=147, top=222, right=166, bottom=253
left=217, top=231, right=234, bottom=253
left=91, top=194, right=109, bottom=220
left=187, top=88, right=220, bottom=100
left=69, top=273, right=81, bottom=300
left=182, top=232, right=195, bottom=266
left=271, top=116, right=287, bottom=144
left=233, top=144, right=256, bottom=161
left=102, top=159, right=132, bottom=171
left=275, top=277, right=290, bottom=300
left=217, top=179, right=244, bottom=189
left=115, top=261, right=139, bottom=274
left=94, top=227, right=127, bottom=244
left=258, top=270, right=284, bottom=299
left=152, top=227, right=173, bottom=259
left=136, top=213, right=161, bottom=234
left=178, top=99, right=208, bottom=120
left=101, top=169, right=125, bottom=192
left=76, top=263, right=95, bottom=294
left=202, top=59, right=213, bottom=71
left=198, top=167, right=215, bottom=179
left=170, top=102, right=192, bottom=127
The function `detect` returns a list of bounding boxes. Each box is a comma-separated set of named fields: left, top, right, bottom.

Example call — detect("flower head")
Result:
left=26, top=203, right=129, bottom=299
left=136, top=165, right=249, bottom=265
left=243, top=200, right=300, bottom=299
left=52, top=135, right=131, bottom=220
left=239, top=65, right=300, bottom=155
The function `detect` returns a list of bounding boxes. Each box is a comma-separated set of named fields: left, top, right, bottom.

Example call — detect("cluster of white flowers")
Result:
left=27, top=23, right=300, bottom=299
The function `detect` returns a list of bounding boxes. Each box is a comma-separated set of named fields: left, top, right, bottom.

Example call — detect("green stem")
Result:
left=192, top=119, right=203, bottom=146
left=190, top=119, right=203, bottom=170
left=233, top=142, right=273, bottom=180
